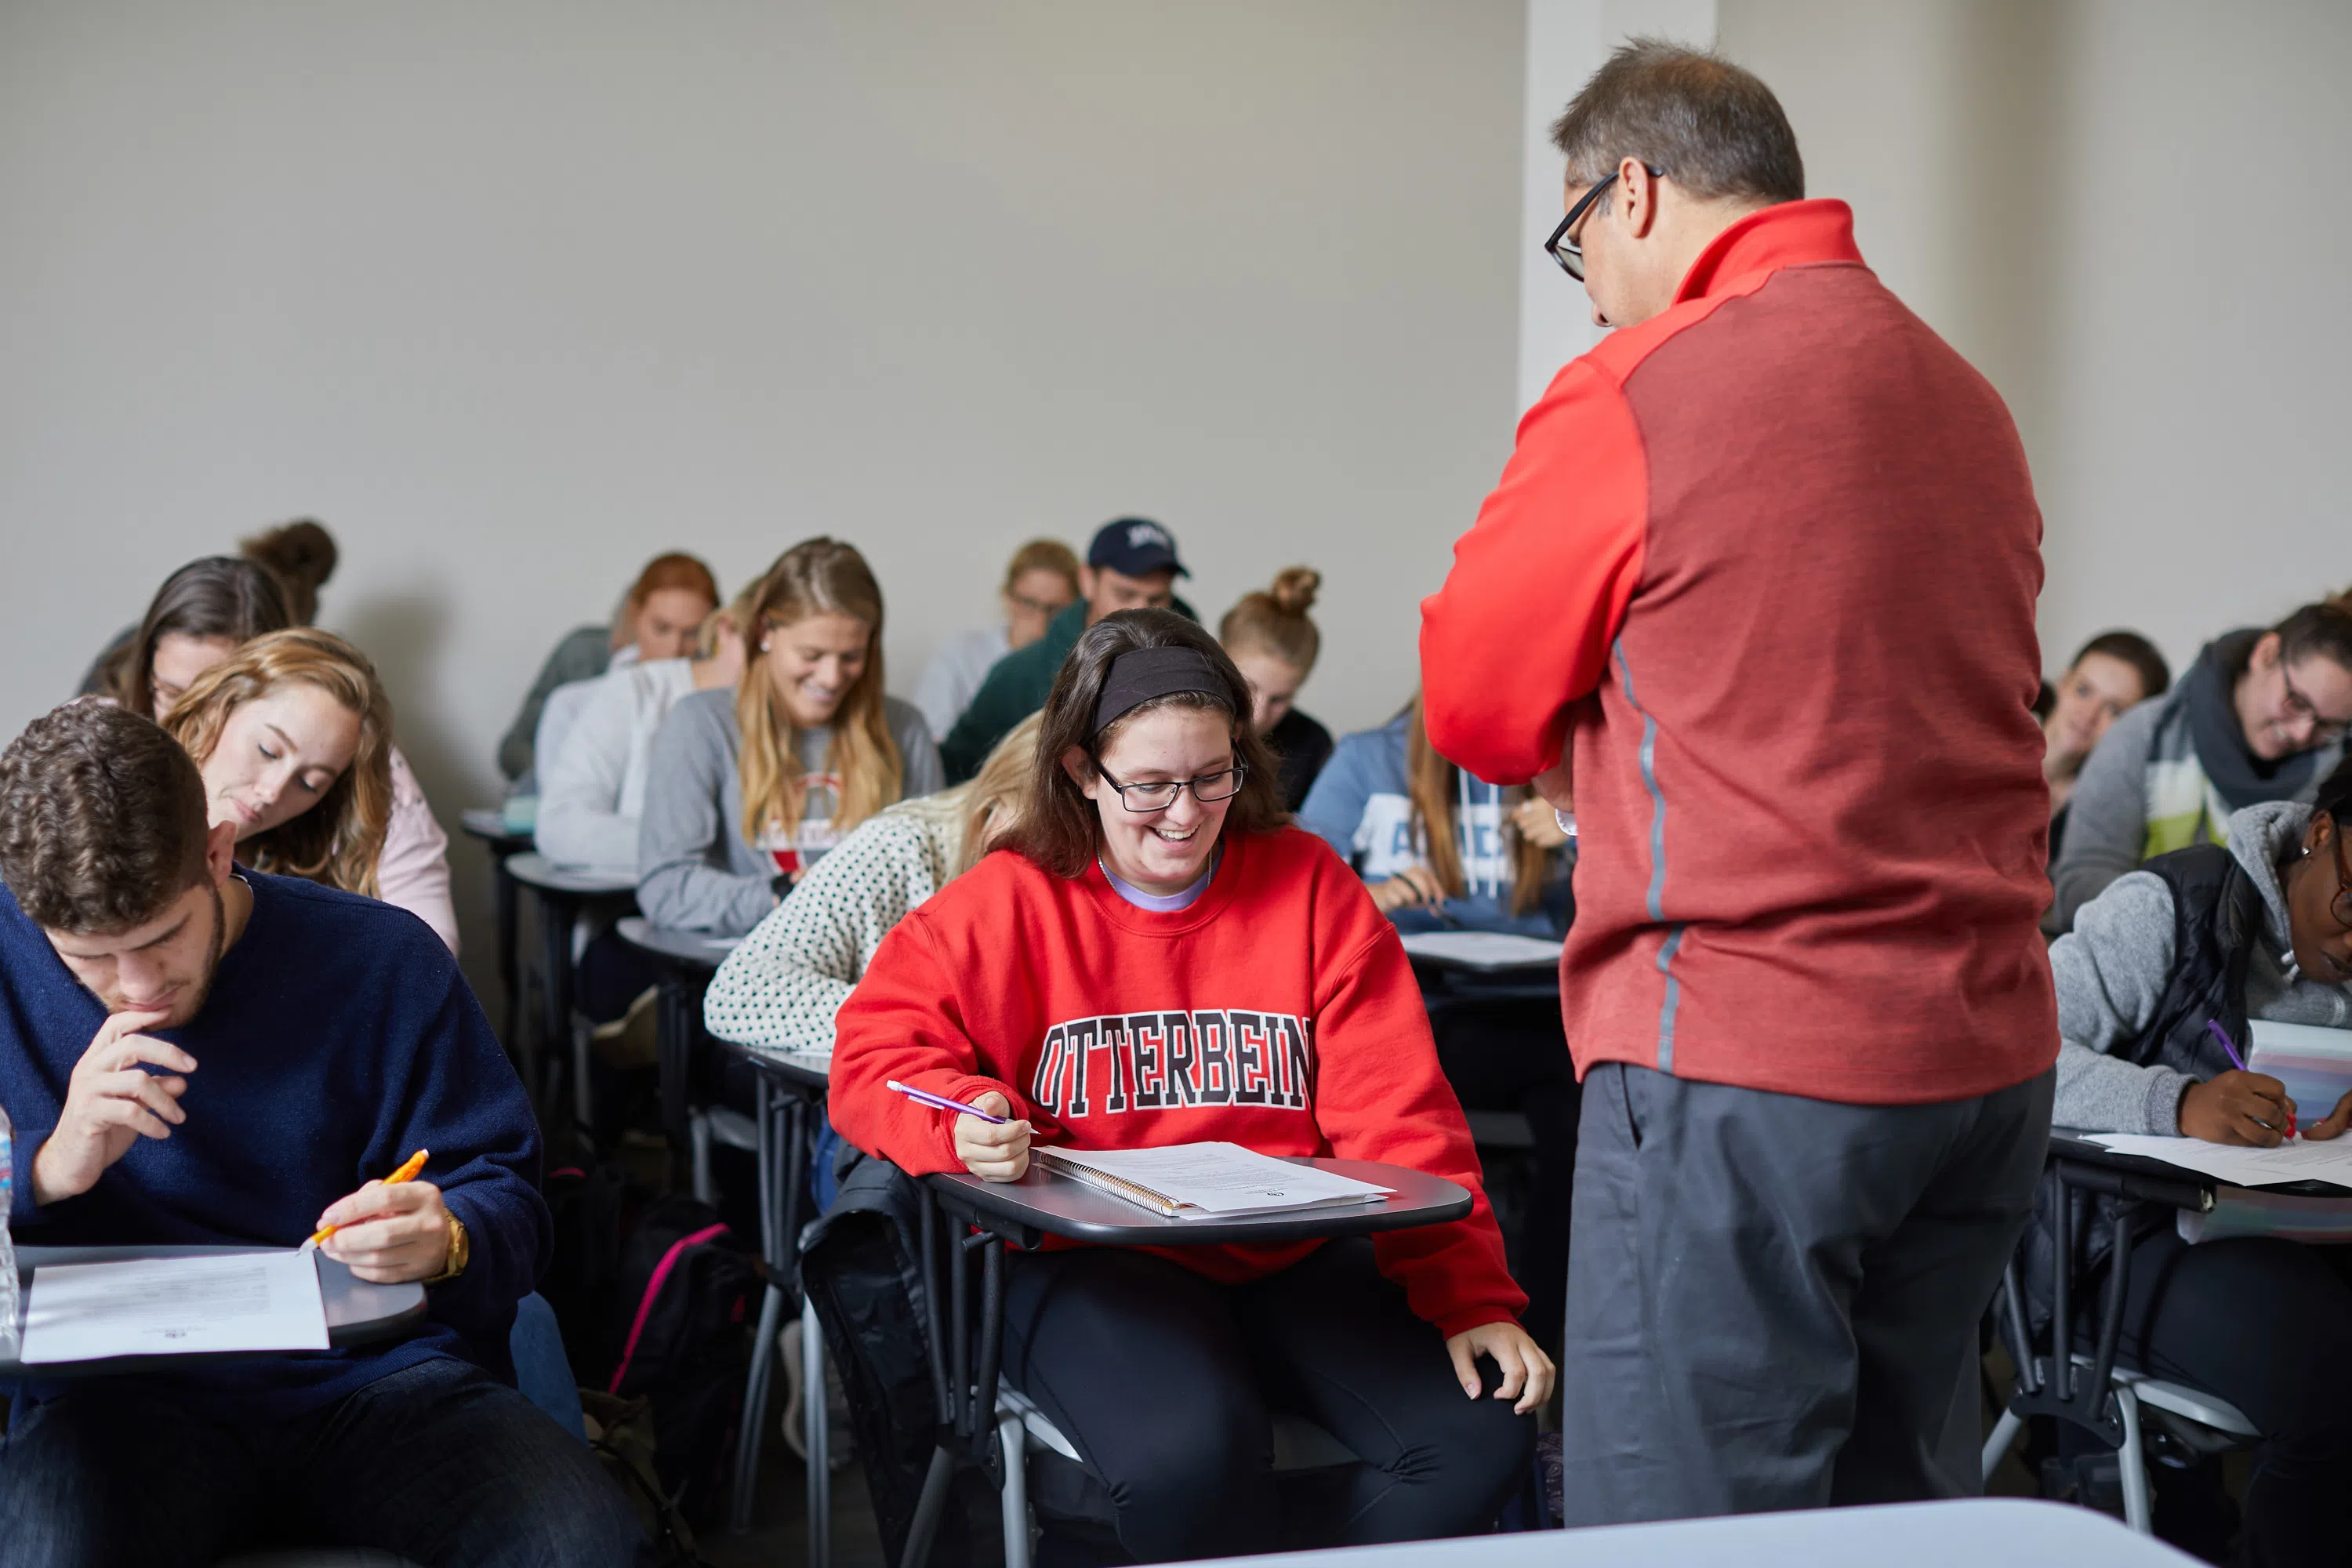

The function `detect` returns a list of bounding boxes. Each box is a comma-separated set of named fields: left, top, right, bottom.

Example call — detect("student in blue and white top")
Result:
left=1298, top=692, right=1578, bottom=1349
left=1297, top=695, right=1571, bottom=935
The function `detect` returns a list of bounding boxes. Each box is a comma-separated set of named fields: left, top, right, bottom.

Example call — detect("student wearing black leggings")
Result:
left=2042, top=760, right=2352, bottom=1565
left=833, top=612, right=1550, bottom=1562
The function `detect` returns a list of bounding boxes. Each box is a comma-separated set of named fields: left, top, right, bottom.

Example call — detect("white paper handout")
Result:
left=2083, top=1132, right=2352, bottom=1189
left=19, top=1250, right=330, bottom=1364
left=1393, top=931, right=1563, bottom=971
left=1035, top=1142, right=1395, bottom=1219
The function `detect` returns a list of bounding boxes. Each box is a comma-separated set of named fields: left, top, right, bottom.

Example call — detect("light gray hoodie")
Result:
left=2051, top=798, right=2352, bottom=1134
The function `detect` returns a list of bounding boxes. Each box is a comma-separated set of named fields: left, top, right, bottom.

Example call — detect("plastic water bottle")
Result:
left=0, top=1102, right=18, bottom=1360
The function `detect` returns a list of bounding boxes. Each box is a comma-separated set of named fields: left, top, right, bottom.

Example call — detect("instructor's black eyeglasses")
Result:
left=1092, top=761, right=1247, bottom=812
left=1544, top=164, right=1665, bottom=281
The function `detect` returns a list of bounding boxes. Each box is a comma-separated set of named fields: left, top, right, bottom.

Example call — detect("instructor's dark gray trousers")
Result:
left=1556, top=1061, right=2054, bottom=1524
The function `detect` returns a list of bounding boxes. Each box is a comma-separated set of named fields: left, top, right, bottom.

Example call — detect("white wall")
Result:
left=0, top=2, right=1526, bottom=1000
left=1715, top=0, right=2352, bottom=680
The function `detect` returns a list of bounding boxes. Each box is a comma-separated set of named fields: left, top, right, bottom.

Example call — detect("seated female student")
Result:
left=161, top=629, right=461, bottom=947
left=81, top=520, right=340, bottom=696
left=2044, top=760, right=2352, bottom=1567
left=1219, top=566, right=1333, bottom=810
left=704, top=713, right=1040, bottom=1051
left=911, top=538, right=1080, bottom=743
left=830, top=611, right=1548, bottom=1564
left=93, top=555, right=293, bottom=717
left=1298, top=693, right=1570, bottom=937
left=2038, top=630, right=2169, bottom=864
left=102, top=562, right=460, bottom=951
left=498, top=550, right=720, bottom=786
left=2053, top=600, right=2352, bottom=932
left=537, top=587, right=752, bottom=871
left=637, top=537, right=940, bottom=938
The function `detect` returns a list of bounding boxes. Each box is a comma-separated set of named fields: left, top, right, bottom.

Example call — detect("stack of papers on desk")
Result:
left=20, top=1250, right=330, bottom=1364
left=1394, top=931, right=1563, bottom=970
left=2083, top=1132, right=2352, bottom=1189
left=1036, top=1143, right=1394, bottom=1219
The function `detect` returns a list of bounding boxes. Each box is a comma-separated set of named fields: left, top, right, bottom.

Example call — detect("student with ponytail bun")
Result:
left=636, top=538, right=940, bottom=937
left=831, top=608, right=1548, bottom=1563
left=1219, top=565, right=1333, bottom=810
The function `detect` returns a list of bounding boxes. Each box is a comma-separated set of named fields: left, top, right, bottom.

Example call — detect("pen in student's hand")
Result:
left=886, top=1080, right=1010, bottom=1124
left=307, top=1149, right=429, bottom=1248
left=2205, top=1022, right=2295, bottom=1138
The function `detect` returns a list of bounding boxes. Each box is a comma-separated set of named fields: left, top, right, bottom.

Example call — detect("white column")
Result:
left=1516, top=0, right=1719, bottom=413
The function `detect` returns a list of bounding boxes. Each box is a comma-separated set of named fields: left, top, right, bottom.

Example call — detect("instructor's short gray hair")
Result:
left=1550, top=38, right=1804, bottom=205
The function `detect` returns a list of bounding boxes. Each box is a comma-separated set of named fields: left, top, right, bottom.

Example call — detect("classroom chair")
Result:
left=1980, top=1143, right=2257, bottom=1534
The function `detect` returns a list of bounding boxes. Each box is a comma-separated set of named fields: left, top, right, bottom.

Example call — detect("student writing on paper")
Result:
left=2042, top=760, right=2352, bottom=1565
left=0, top=702, right=643, bottom=1564
left=830, top=611, right=1550, bottom=1563
left=83, top=560, right=459, bottom=952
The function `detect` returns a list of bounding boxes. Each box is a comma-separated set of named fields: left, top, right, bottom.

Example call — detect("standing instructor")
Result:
left=1420, top=42, right=2056, bottom=1519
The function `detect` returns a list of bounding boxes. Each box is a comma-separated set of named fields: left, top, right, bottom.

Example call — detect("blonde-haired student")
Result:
left=637, top=538, right=940, bottom=937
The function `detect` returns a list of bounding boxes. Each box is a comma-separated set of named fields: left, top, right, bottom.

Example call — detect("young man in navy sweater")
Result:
left=0, top=702, right=644, bottom=1567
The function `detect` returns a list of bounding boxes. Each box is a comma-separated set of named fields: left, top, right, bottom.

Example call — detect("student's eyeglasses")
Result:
left=1543, top=164, right=1665, bottom=282
left=2278, top=662, right=2352, bottom=745
left=1093, top=761, right=1247, bottom=812
left=1008, top=590, right=1069, bottom=618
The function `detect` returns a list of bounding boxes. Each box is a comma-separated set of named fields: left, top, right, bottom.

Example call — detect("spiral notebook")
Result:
left=1033, top=1143, right=1395, bottom=1219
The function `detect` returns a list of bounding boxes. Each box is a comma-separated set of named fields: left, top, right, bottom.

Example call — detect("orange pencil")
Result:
left=307, top=1149, right=429, bottom=1247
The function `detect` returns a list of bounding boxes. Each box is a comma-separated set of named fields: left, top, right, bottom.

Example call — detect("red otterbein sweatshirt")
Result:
left=829, top=826, right=1526, bottom=1338
left=1421, top=199, right=2058, bottom=1106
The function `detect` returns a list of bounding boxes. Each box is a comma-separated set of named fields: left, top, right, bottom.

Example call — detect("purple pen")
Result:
left=886, top=1079, right=1009, bottom=1124
left=2205, top=1019, right=2249, bottom=1073
left=2206, top=1021, right=2296, bottom=1138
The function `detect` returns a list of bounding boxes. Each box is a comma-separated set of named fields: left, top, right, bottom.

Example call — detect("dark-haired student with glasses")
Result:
left=2039, top=755, right=2352, bottom=1566
left=828, top=609, right=1550, bottom=1564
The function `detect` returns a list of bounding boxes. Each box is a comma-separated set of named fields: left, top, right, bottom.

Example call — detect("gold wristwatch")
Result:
left=423, top=1212, right=471, bottom=1285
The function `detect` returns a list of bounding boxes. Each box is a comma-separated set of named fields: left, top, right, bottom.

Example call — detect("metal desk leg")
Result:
left=729, top=1078, right=786, bottom=1533
left=655, top=973, right=696, bottom=1185
left=901, top=1185, right=1010, bottom=1568
left=531, top=890, right=576, bottom=1126
left=806, top=1294, right=831, bottom=1568
left=493, top=855, right=521, bottom=1056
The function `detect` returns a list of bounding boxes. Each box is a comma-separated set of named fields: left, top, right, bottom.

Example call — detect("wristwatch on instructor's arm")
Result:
left=422, top=1211, right=470, bottom=1285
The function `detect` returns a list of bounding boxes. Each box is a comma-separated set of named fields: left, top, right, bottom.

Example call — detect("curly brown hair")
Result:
left=1004, top=609, right=1285, bottom=880
left=0, top=701, right=212, bottom=933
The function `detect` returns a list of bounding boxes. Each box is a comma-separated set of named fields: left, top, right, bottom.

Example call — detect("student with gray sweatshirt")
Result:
left=2043, top=766, right=2352, bottom=1566
left=637, top=539, right=940, bottom=938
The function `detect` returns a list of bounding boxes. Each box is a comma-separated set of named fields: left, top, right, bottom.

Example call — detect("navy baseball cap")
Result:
left=1087, top=517, right=1189, bottom=579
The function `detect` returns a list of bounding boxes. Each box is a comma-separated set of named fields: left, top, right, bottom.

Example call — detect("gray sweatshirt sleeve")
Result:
left=890, top=699, right=946, bottom=800
left=2047, top=700, right=2161, bottom=935
left=636, top=699, right=778, bottom=936
left=2049, top=869, right=2195, bottom=1134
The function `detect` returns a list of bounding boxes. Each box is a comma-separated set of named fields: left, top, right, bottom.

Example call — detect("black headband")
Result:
left=1091, top=646, right=1225, bottom=736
